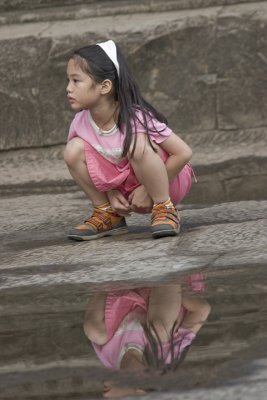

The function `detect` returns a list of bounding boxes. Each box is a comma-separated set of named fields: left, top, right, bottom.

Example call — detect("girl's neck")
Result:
left=89, top=100, right=119, bottom=131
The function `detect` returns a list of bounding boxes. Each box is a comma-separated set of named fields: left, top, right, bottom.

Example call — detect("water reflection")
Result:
left=2, top=265, right=267, bottom=398
left=84, top=273, right=211, bottom=397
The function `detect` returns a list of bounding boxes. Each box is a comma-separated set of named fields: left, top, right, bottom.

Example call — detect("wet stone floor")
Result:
left=0, top=192, right=267, bottom=399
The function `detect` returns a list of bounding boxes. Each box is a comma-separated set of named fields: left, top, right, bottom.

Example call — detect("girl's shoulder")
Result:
left=68, top=110, right=97, bottom=142
left=133, top=108, right=162, bottom=125
left=132, top=108, right=172, bottom=142
left=71, top=109, right=88, bottom=125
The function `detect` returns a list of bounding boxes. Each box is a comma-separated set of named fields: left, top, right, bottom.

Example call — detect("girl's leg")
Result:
left=128, top=134, right=180, bottom=238
left=84, top=292, right=108, bottom=345
left=128, top=134, right=169, bottom=203
left=168, top=163, right=193, bottom=206
left=64, top=137, right=108, bottom=205
left=64, top=138, right=128, bottom=240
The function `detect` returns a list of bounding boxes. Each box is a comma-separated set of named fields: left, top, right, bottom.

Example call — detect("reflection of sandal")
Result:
left=68, top=207, right=128, bottom=241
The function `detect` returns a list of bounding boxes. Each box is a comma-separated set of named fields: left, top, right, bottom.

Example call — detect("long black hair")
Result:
left=70, top=43, right=168, bottom=158
left=142, top=321, right=191, bottom=373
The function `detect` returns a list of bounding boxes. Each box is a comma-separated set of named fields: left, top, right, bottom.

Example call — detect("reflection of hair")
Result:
left=142, top=322, right=191, bottom=373
left=70, top=44, right=167, bottom=158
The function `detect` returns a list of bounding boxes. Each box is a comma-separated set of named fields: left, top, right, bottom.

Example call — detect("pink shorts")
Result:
left=84, top=141, right=193, bottom=212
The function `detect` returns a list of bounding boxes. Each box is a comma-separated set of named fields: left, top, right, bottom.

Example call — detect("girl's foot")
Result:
left=151, top=200, right=180, bottom=238
left=68, top=208, right=128, bottom=241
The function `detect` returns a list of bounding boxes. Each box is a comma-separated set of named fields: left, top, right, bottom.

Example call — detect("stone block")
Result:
left=0, top=0, right=95, bottom=11
left=185, top=156, right=267, bottom=203
left=0, top=0, right=260, bottom=13
left=0, top=36, right=59, bottom=149
left=0, top=32, right=98, bottom=149
left=128, top=24, right=217, bottom=132
left=216, top=4, right=267, bottom=129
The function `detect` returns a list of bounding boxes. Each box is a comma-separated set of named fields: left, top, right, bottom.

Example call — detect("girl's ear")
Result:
left=100, top=79, right=113, bottom=95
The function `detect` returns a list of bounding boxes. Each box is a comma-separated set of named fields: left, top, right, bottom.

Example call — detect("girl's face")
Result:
left=66, top=58, right=101, bottom=110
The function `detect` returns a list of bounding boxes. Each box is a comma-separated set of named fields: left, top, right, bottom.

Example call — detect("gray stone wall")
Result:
left=0, top=0, right=266, bottom=150
left=0, top=0, right=261, bottom=12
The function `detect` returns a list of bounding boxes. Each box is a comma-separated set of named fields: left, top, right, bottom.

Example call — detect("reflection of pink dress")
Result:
left=92, top=273, right=205, bottom=369
left=92, top=309, right=195, bottom=369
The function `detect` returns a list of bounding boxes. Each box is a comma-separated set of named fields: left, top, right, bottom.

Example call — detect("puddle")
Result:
left=0, top=265, right=266, bottom=399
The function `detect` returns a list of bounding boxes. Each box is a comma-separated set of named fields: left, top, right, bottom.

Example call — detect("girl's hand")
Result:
left=107, top=190, right=131, bottom=216
left=128, top=185, right=153, bottom=213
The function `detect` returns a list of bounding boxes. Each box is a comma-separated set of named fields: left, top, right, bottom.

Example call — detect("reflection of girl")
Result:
left=84, top=274, right=210, bottom=397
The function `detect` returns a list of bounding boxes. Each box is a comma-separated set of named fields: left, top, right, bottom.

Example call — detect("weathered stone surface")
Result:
left=0, top=181, right=266, bottom=397
left=216, top=4, right=267, bottom=130
left=0, top=0, right=261, bottom=13
left=0, top=2, right=267, bottom=150
left=187, top=156, right=267, bottom=203
left=128, top=22, right=218, bottom=133
left=0, top=0, right=91, bottom=11
left=1, top=192, right=266, bottom=286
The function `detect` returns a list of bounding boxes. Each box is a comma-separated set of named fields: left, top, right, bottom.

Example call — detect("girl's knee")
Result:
left=83, top=319, right=94, bottom=340
left=64, top=137, right=85, bottom=166
left=84, top=319, right=107, bottom=345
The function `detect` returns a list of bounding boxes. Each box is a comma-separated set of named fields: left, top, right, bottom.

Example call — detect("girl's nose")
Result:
left=66, top=81, right=72, bottom=93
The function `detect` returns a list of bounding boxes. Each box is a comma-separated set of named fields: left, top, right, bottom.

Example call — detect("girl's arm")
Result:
left=181, top=295, right=211, bottom=334
left=84, top=292, right=108, bottom=345
left=159, top=132, right=192, bottom=181
left=128, top=133, right=192, bottom=211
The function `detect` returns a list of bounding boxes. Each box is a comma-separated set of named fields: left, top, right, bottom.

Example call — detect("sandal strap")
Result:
left=152, top=209, right=179, bottom=224
left=84, top=208, right=112, bottom=230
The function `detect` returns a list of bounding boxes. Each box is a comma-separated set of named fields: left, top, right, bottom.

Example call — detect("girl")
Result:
left=64, top=40, right=193, bottom=240
left=84, top=274, right=210, bottom=397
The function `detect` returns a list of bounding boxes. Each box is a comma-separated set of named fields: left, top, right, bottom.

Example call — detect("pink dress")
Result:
left=68, top=110, right=193, bottom=210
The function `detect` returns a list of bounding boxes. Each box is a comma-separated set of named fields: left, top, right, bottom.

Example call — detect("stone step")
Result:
left=0, top=0, right=261, bottom=24
left=0, top=0, right=261, bottom=13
